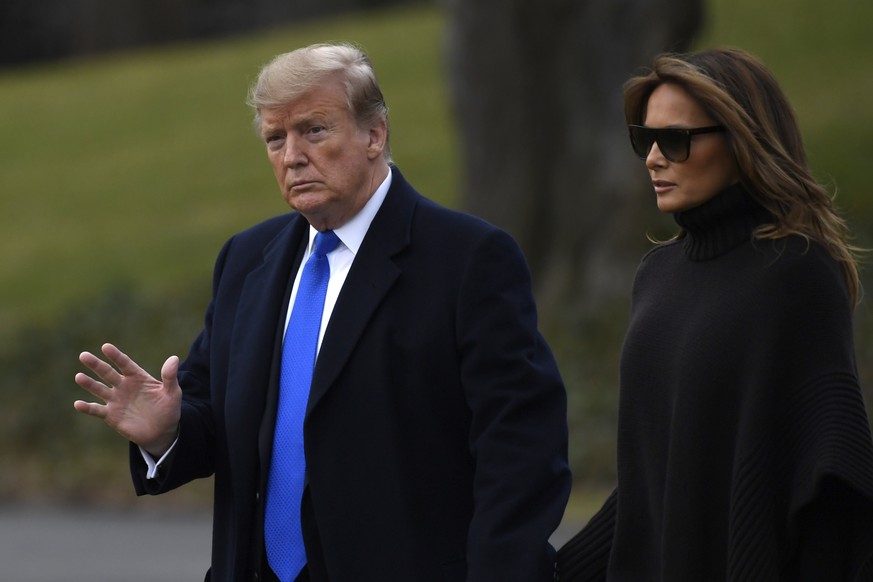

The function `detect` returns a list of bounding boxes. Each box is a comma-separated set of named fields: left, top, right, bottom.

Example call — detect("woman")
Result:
left=559, top=48, right=873, bottom=580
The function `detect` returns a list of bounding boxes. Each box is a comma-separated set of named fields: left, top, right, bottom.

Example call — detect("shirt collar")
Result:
left=304, top=167, right=393, bottom=255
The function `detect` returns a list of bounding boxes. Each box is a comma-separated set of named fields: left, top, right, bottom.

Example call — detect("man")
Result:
left=74, top=42, right=570, bottom=581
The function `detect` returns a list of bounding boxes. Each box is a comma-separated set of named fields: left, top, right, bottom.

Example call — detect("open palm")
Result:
left=74, top=342, right=182, bottom=457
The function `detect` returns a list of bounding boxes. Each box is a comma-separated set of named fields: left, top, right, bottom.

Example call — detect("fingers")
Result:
left=74, top=370, right=112, bottom=402
left=101, top=343, right=145, bottom=377
left=74, top=351, right=113, bottom=419
left=78, top=349, right=124, bottom=387
left=72, top=399, right=107, bottom=419
left=78, top=343, right=153, bottom=386
left=160, top=355, right=180, bottom=387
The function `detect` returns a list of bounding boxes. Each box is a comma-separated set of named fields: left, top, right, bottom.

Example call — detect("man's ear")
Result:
left=366, top=119, right=388, bottom=160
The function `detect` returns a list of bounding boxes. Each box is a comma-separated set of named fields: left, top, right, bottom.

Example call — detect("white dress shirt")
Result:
left=142, top=169, right=393, bottom=478
left=286, top=169, right=392, bottom=352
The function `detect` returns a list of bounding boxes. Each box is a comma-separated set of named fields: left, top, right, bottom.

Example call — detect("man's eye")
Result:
left=308, top=126, right=325, bottom=135
left=266, top=135, right=285, bottom=149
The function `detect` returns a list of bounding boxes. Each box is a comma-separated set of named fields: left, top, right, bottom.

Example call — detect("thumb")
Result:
left=160, top=355, right=181, bottom=388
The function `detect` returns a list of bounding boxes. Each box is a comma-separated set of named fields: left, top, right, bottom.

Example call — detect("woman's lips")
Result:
left=652, top=180, right=676, bottom=194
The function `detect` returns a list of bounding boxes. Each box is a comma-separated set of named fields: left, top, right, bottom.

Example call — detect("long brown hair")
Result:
left=624, top=48, right=861, bottom=305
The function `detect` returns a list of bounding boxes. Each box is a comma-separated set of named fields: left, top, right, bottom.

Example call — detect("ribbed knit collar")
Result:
left=673, top=183, right=773, bottom=261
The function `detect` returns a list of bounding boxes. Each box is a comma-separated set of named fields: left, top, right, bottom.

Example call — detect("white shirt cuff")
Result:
left=139, top=437, right=178, bottom=480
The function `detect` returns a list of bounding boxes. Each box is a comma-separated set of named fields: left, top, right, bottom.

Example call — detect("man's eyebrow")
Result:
left=260, top=111, right=331, bottom=135
left=259, top=121, right=284, bottom=136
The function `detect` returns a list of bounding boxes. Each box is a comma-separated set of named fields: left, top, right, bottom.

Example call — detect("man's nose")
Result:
left=284, top=136, right=308, bottom=166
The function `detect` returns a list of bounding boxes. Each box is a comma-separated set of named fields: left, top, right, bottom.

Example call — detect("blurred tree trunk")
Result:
left=443, top=0, right=703, bottom=330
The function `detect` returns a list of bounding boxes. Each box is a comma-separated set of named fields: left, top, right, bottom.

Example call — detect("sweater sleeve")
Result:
left=556, top=488, right=617, bottom=581
left=728, top=239, right=873, bottom=578
left=788, top=477, right=873, bottom=581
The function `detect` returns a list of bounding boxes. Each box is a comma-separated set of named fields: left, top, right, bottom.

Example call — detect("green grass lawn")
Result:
left=2, top=1, right=871, bottom=332
left=0, top=4, right=456, bottom=332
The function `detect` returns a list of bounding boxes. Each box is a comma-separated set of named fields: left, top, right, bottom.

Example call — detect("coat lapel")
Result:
left=224, top=214, right=309, bottom=460
left=306, top=169, right=419, bottom=415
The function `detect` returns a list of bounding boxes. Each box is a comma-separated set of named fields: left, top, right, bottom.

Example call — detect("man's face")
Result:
left=259, top=79, right=388, bottom=231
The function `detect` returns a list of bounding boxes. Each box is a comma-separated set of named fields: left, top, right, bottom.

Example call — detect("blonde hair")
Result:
left=247, top=42, right=391, bottom=159
left=624, top=48, right=861, bottom=305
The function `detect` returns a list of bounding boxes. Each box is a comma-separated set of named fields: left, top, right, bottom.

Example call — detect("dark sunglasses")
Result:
left=628, top=124, right=726, bottom=162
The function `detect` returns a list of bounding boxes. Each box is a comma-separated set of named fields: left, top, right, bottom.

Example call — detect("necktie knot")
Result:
left=312, top=230, right=340, bottom=258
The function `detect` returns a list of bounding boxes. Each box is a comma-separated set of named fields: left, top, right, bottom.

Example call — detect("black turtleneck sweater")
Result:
left=560, top=185, right=873, bottom=581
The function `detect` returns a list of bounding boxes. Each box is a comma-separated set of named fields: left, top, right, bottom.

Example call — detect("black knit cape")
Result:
left=559, top=185, right=873, bottom=580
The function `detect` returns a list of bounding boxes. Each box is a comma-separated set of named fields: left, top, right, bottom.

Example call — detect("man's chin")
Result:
left=285, top=190, right=326, bottom=212
left=288, top=200, right=335, bottom=230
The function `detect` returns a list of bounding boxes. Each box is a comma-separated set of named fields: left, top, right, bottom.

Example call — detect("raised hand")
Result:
left=74, top=343, right=182, bottom=457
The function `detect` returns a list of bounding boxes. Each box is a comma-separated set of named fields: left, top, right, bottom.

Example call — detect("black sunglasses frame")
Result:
left=628, top=124, right=726, bottom=163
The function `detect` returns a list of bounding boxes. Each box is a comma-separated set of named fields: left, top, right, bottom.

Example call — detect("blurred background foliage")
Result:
left=0, top=0, right=870, bottom=506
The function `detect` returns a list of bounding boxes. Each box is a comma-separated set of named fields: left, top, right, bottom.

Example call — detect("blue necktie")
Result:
left=265, top=230, right=340, bottom=582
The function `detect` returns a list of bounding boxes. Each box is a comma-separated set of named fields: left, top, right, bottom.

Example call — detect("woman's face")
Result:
left=643, top=83, right=740, bottom=213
